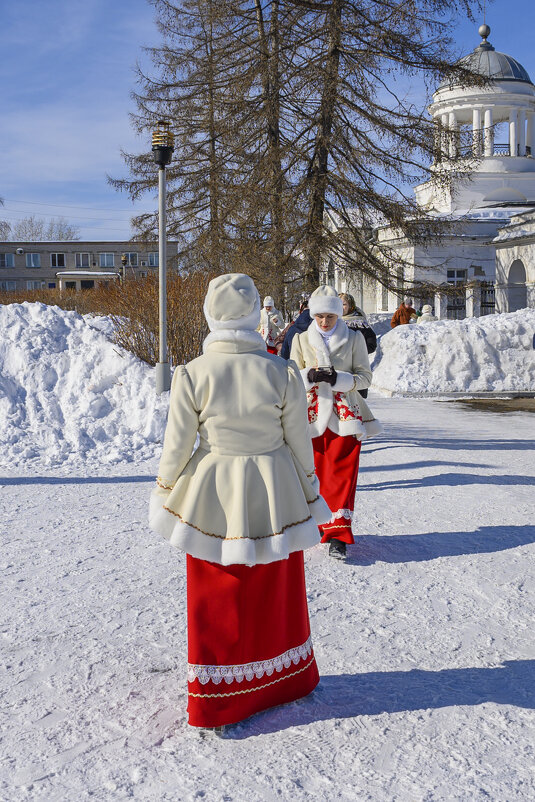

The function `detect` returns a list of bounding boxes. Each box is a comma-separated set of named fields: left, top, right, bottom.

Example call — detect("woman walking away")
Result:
left=290, top=286, right=382, bottom=559
left=150, top=274, right=330, bottom=731
left=259, top=295, right=283, bottom=353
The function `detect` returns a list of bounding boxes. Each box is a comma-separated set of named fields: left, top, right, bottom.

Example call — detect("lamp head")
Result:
left=152, top=120, right=174, bottom=167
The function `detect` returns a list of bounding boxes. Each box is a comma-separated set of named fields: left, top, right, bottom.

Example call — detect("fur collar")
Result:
left=202, top=329, right=266, bottom=353
left=307, top=320, right=349, bottom=366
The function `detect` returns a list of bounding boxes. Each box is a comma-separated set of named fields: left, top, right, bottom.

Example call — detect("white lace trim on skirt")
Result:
left=188, top=635, right=313, bottom=685
left=330, top=508, right=353, bottom=522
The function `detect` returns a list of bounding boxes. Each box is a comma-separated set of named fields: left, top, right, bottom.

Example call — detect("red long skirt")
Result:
left=186, top=551, right=319, bottom=728
left=312, top=428, right=362, bottom=545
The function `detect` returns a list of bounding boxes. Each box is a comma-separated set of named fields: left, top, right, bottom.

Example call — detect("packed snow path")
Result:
left=1, top=396, right=534, bottom=801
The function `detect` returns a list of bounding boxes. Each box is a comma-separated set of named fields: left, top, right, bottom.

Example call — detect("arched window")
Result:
left=508, top=259, right=527, bottom=311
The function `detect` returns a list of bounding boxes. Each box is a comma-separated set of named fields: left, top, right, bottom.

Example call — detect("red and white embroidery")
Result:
left=306, top=385, right=319, bottom=424
left=332, top=391, right=362, bottom=422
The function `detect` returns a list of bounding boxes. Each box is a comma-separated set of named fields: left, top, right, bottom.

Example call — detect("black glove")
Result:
left=308, top=367, right=337, bottom=385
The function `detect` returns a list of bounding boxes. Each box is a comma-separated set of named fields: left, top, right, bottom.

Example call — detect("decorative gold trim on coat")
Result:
left=162, top=506, right=313, bottom=540
left=156, top=476, right=174, bottom=491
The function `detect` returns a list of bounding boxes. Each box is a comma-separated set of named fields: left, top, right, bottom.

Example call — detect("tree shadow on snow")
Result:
left=364, top=431, right=535, bottom=453
left=358, top=459, right=493, bottom=473
left=360, top=472, right=535, bottom=491
left=227, top=659, right=535, bottom=738
left=0, top=475, right=153, bottom=485
left=345, top=525, right=535, bottom=565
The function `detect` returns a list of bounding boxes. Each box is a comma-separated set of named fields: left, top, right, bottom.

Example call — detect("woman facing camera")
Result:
left=150, top=274, right=330, bottom=731
left=290, top=285, right=381, bottom=559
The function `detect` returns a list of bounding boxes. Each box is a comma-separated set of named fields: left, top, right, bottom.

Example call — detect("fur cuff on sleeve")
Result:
left=300, top=368, right=315, bottom=390
left=332, top=371, right=356, bottom=393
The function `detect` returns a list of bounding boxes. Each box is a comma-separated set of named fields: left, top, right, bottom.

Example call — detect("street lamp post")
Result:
left=152, top=120, right=174, bottom=394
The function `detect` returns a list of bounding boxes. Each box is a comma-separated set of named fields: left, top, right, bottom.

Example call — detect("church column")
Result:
left=448, top=111, right=457, bottom=158
left=472, top=108, right=482, bottom=156
left=484, top=108, right=493, bottom=156
left=441, top=113, right=449, bottom=159
left=518, top=110, right=526, bottom=156
left=509, top=109, right=518, bottom=157
left=526, top=112, right=535, bottom=156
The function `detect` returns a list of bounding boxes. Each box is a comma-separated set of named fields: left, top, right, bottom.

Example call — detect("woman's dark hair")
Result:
left=339, top=292, right=356, bottom=314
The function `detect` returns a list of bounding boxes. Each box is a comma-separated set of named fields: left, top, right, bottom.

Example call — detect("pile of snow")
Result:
left=371, top=308, right=535, bottom=395
left=0, top=303, right=169, bottom=468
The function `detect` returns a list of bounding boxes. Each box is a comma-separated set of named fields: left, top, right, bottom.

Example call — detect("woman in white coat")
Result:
left=150, top=273, right=330, bottom=730
left=259, top=295, right=283, bottom=353
left=290, top=285, right=381, bottom=558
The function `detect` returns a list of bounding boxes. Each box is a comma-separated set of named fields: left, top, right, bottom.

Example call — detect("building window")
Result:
left=99, top=253, right=114, bottom=268
left=139, top=271, right=147, bottom=278
left=65, top=281, right=76, bottom=290
left=123, top=252, right=138, bottom=267
left=0, top=253, right=15, bottom=268
left=48, top=282, right=56, bottom=289
left=0, top=280, right=17, bottom=291
left=81, top=280, right=95, bottom=290
left=76, top=252, right=90, bottom=268
left=148, top=252, right=159, bottom=267
left=447, top=269, right=467, bottom=319
left=26, top=280, right=44, bottom=290
left=25, top=253, right=41, bottom=268
left=50, top=253, right=65, bottom=268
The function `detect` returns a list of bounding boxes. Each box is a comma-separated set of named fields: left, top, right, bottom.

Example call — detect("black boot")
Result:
left=329, top=539, right=346, bottom=559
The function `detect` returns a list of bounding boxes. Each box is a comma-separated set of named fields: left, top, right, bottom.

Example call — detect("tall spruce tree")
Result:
left=114, top=0, right=484, bottom=298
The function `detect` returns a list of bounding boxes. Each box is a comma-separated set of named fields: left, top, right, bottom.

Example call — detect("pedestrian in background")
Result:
left=339, top=292, right=377, bottom=398
left=280, top=297, right=312, bottom=360
left=259, top=295, right=283, bottom=354
left=417, top=304, right=438, bottom=323
left=390, top=297, right=416, bottom=328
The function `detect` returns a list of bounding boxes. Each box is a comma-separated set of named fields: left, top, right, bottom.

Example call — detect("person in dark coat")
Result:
left=339, top=293, right=377, bottom=399
left=280, top=301, right=312, bottom=360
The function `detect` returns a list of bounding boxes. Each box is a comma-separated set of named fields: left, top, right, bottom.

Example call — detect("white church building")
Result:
left=330, top=24, right=535, bottom=318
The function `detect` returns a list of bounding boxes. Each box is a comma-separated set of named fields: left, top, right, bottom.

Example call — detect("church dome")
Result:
left=439, top=25, right=533, bottom=89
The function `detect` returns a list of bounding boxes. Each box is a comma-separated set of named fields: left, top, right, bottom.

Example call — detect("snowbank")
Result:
left=0, top=303, right=169, bottom=468
left=371, top=309, right=535, bottom=395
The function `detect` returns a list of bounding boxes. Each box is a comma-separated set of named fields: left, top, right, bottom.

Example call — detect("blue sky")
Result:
left=0, top=0, right=534, bottom=241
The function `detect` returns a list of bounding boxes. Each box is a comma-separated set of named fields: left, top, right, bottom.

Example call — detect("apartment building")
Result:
left=0, top=240, right=179, bottom=292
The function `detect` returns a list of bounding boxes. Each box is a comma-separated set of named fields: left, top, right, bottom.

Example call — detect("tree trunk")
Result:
left=305, top=0, right=342, bottom=291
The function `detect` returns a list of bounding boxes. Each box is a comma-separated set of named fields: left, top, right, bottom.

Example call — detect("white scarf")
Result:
left=308, top=319, right=349, bottom=367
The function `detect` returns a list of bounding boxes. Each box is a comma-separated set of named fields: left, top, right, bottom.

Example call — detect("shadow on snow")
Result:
left=345, top=525, right=535, bottom=565
left=228, top=659, right=535, bottom=738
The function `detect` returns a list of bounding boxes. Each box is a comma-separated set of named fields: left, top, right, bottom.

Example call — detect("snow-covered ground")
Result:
left=1, top=392, right=534, bottom=801
left=371, top=309, right=535, bottom=395
left=1, top=304, right=534, bottom=800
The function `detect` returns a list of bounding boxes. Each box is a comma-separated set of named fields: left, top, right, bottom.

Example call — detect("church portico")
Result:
left=326, top=23, right=535, bottom=317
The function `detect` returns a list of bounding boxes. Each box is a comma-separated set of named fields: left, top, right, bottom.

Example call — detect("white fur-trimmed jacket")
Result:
left=259, top=308, right=283, bottom=346
left=290, top=321, right=382, bottom=439
left=149, top=329, right=331, bottom=566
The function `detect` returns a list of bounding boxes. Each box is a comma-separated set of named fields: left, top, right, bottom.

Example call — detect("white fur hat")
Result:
left=308, top=285, right=343, bottom=318
left=421, top=304, right=432, bottom=314
left=203, top=273, right=261, bottom=331
left=263, top=296, right=275, bottom=307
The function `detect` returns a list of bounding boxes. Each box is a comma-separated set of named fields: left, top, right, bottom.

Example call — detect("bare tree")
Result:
left=6, top=215, right=80, bottom=241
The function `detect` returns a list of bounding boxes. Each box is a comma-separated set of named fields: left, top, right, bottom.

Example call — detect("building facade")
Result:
left=327, top=24, right=535, bottom=318
left=0, top=240, right=178, bottom=293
